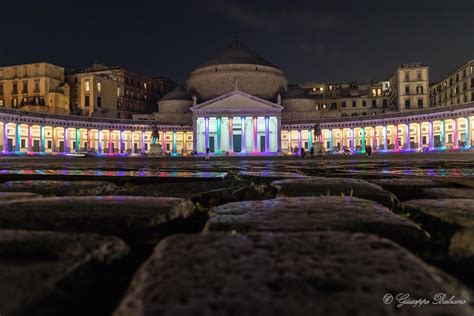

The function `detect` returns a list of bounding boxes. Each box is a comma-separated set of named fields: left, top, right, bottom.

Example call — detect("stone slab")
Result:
left=404, top=199, right=474, bottom=228
left=114, top=232, right=473, bottom=316
left=0, top=229, right=128, bottom=316
left=0, top=196, right=197, bottom=247
left=0, top=192, right=43, bottom=201
left=271, top=177, right=398, bottom=208
left=0, top=180, right=117, bottom=196
left=422, top=188, right=474, bottom=199
left=450, top=228, right=474, bottom=260
left=238, top=171, right=306, bottom=183
left=206, top=196, right=426, bottom=249
left=369, top=178, right=445, bottom=201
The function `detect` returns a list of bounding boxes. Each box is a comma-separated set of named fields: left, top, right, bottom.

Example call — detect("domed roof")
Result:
left=198, top=39, right=279, bottom=69
left=160, top=85, right=192, bottom=101
left=282, top=85, right=312, bottom=99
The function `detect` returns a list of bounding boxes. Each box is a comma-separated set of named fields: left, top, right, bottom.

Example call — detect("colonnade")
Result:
left=282, top=116, right=473, bottom=154
left=0, top=122, right=192, bottom=155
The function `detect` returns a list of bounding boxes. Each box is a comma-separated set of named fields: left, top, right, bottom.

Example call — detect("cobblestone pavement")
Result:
left=0, top=153, right=473, bottom=315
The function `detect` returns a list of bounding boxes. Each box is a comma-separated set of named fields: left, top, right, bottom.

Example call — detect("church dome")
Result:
left=186, top=39, right=288, bottom=100
left=198, top=39, right=278, bottom=69
left=158, top=86, right=193, bottom=113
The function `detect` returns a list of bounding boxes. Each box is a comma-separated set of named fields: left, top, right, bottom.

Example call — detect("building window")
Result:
left=84, top=80, right=90, bottom=92
left=34, top=80, right=40, bottom=93
left=404, top=72, right=409, bottom=81
left=22, top=81, right=28, bottom=94
left=417, top=72, right=422, bottom=81
left=383, top=99, right=387, bottom=108
left=405, top=86, right=410, bottom=95
left=417, top=99, right=423, bottom=108
left=362, top=100, right=366, bottom=107
left=84, top=95, right=90, bottom=107
left=12, top=82, right=18, bottom=94
left=322, top=104, right=327, bottom=109
left=416, top=86, right=423, bottom=94
left=97, top=96, right=102, bottom=107
left=341, top=101, right=346, bottom=108
left=0, top=83, right=3, bottom=95
left=97, top=82, right=102, bottom=93
left=405, top=99, right=411, bottom=109
left=371, top=89, right=377, bottom=97
left=330, top=102, right=337, bottom=110
left=372, top=99, right=376, bottom=108
left=352, top=100, right=356, bottom=107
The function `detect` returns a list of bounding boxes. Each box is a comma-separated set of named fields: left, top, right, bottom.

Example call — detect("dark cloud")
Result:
left=0, top=0, right=472, bottom=84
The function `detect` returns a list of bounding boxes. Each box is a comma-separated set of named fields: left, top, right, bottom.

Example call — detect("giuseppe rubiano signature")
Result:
left=383, top=292, right=467, bottom=308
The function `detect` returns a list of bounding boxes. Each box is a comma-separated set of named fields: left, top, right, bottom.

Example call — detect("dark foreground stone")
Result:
left=0, top=196, right=199, bottom=249
left=0, top=180, right=117, bottom=196
left=0, top=192, right=42, bottom=201
left=0, top=229, right=128, bottom=316
left=422, top=187, right=474, bottom=199
left=404, top=199, right=474, bottom=228
left=271, top=177, right=398, bottom=209
left=114, top=232, right=473, bottom=316
left=369, top=178, right=445, bottom=201
left=206, top=196, right=426, bottom=250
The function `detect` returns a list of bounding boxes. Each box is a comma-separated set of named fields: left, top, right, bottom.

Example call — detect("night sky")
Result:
left=1, top=0, right=472, bottom=84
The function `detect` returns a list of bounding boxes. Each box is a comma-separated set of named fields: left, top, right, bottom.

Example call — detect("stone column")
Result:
left=297, top=129, right=302, bottom=153
left=141, top=130, right=145, bottom=154
left=120, top=130, right=124, bottom=154
left=86, top=129, right=91, bottom=152
left=130, top=131, right=134, bottom=154
left=383, top=125, right=388, bottom=151
left=216, top=117, right=222, bottom=153
left=406, top=123, right=410, bottom=150
left=28, top=124, right=32, bottom=153
left=466, top=117, right=471, bottom=149
left=372, top=126, right=377, bottom=150
left=64, top=127, right=69, bottom=153
left=429, top=121, right=434, bottom=149
left=163, top=131, right=167, bottom=154
left=52, top=127, right=57, bottom=153
left=40, top=125, right=45, bottom=153
left=253, top=117, right=258, bottom=152
left=183, top=131, right=188, bottom=155
left=98, top=129, right=103, bottom=154
left=308, top=129, right=312, bottom=151
left=440, top=120, right=445, bottom=148
left=109, top=130, right=113, bottom=154
left=228, top=117, right=233, bottom=152
left=3, top=122, right=8, bottom=153
left=394, top=125, right=399, bottom=151
left=205, top=117, right=209, bottom=152
left=15, top=123, right=21, bottom=152
left=265, top=116, right=270, bottom=152
left=418, top=123, right=423, bottom=149
left=276, top=118, right=282, bottom=153
left=360, top=127, right=365, bottom=153
left=241, top=117, right=246, bottom=153
left=453, top=119, right=458, bottom=148
left=172, top=131, right=177, bottom=155
left=192, top=118, right=198, bottom=154
left=350, top=127, right=354, bottom=152
left=340, top=128, right=344, bottom=150
left=75, top=128, right=80, bottom=153
left=329, top=129, right=333, bottom=152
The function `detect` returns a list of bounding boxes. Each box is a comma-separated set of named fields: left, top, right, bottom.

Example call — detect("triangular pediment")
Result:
left=190, top=90, right=283, bottom=113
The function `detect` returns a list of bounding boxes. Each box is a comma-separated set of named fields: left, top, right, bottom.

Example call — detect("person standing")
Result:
left=205, top=147, right=210, bottom=160
left=310, top=146, right=314, bottom=158
left=300, top=147, right=305, bottom=158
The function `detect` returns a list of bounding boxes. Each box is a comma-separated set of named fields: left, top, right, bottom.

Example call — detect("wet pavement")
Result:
left=0, top=153, right=473, bottom=315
